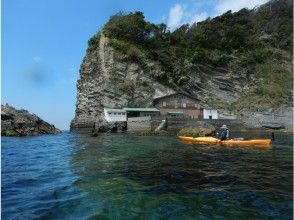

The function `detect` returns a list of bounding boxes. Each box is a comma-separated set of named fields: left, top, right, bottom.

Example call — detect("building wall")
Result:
left=154, top=94, right=200, bottom=109
left=154, top=94, right=202, bottom=119
left=203, top=109, right=218, bottom=119
left=104, top=109, right=127, bottom=122
left=159, top=108, right=202, bottom=119
left=139, top=112, right=160, bottom=117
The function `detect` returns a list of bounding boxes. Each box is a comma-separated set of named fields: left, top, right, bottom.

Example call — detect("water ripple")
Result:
left=2, top=132, right=293, bottom=219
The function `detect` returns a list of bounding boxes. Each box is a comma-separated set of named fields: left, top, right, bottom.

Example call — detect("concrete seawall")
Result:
left=71, top=114, right=292, bottom=133
left=240, top=109, right=293, bottom=130
left=127, top=116, right=152, bottom=131
left=151, top=118, right=245, bottom=132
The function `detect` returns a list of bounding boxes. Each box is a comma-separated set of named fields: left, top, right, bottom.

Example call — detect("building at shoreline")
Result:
left=123, top=108, right=160, bottom=118
left=104, top=108, right=127, bottom=122
left=104, top=107, right=160, bottom=122
left=153, top=93, right=203, bottom=119
left=104, top=93, right=221, bottom=122
left=203, top=109, right=218, bottom=119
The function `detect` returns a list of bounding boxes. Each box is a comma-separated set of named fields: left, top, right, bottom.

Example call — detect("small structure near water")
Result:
left=123, top=108, right=160, bottom=118
left=104, top=108, right=127, bottom=122
left=203, top=109, right=218, bottom=119
left=103, top=107, right=160, bottom=122
left=153, top=93, right=202, bottom=119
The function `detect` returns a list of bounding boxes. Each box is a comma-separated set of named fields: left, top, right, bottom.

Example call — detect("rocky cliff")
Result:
left=1, top=105, right=61, bottom=136
left=71, top=0, right=293, bottom=131
left=71, top=34, right=175, bottom=132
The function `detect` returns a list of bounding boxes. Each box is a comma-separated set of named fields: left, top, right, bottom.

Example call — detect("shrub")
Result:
left=109, top=39, right=147, bottom=63
left=87, top=33, right=101, bottom=51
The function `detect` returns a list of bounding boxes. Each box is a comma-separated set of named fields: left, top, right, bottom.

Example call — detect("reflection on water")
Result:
left=2, top=132, right=293, bottom=219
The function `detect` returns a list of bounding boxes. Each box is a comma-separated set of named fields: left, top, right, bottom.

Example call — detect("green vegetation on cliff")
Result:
left=88, top=0, right=292, bottom=110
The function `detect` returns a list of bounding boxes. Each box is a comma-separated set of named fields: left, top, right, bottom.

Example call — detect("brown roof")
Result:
left=153, top=92, right=200, bottom=102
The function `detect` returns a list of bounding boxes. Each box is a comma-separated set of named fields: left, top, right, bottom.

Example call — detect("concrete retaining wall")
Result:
left=128, top=116, right=151, bottom=122
left=151, top=117, right=245, bottom=131
left=241, top=109, right=293, bottom=129
left=127, top=121, right=151, bottom=131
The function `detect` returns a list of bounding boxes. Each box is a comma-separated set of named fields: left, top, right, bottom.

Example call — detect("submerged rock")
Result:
left=1, top=104, right=61, bottom=136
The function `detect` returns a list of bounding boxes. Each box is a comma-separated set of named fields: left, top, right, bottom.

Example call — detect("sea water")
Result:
left=2, top=131, right=293, bottom=219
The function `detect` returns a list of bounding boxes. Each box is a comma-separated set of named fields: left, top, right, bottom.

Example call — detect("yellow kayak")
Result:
left=178, top=136, right=272, bottom=147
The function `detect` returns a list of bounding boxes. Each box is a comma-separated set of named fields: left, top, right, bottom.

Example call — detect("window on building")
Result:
left=183, top=103, right=186, bottom=108
left=109, top=113, right=112, bottom=115
left=163, top=101, right=166, bottom=107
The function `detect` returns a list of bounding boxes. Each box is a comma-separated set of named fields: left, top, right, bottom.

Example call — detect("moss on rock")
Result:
left=177, top=127, right=215, bottom=137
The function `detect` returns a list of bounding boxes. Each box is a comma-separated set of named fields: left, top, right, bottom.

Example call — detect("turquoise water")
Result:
left=2, top=132, right=293, bottom=219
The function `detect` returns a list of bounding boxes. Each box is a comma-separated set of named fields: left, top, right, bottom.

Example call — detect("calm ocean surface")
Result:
left=2, top=131, right=293, bottom=219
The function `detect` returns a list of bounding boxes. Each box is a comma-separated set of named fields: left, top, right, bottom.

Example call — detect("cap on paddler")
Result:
left=221, top=124, right=227, bottom=129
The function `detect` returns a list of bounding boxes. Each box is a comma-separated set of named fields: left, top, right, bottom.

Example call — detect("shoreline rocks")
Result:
left=91, top=118, right=127, bottom=136
left=1, top=104, right=61, bottom=136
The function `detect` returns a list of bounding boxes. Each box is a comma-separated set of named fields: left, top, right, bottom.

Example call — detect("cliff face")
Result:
left=71, top=34, right=174, bottom=131
left=71, top=0, right=293, bottom=131
left=71, top=34, right=265, bottom=132
left=1, top=105, right=61, bottom=136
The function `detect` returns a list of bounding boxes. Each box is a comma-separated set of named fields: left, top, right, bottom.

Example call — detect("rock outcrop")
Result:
left=1, top=104, right=61, bottom=136
left=92, top=118, right=127, bottom=136
left=71, top=34, right=262, bottom=133
left=70, top=34, right=175, bottom=132
left=71, top=0, right=293, bottom=133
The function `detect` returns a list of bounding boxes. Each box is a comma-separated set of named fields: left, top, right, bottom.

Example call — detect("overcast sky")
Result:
left=2, top=0, right=269, bottom=130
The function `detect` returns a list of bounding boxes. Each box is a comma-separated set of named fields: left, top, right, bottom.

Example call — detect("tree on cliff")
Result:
left=87, top=0, right=292, bottom=109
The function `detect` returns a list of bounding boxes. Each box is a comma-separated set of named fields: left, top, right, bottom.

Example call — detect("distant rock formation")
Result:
left=1, top=104, right=61, bottom=136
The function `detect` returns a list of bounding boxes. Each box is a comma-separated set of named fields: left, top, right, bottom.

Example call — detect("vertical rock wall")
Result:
left=70, top=34, right=174, bottom=131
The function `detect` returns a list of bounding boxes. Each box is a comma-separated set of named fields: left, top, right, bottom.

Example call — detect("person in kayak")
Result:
left=217, top=124, right=229, bottom=140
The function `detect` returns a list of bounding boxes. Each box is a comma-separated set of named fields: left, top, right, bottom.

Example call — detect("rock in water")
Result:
left=177, top=123, right=216, bottom=137
left=1, top=104, right=61, bottom=136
